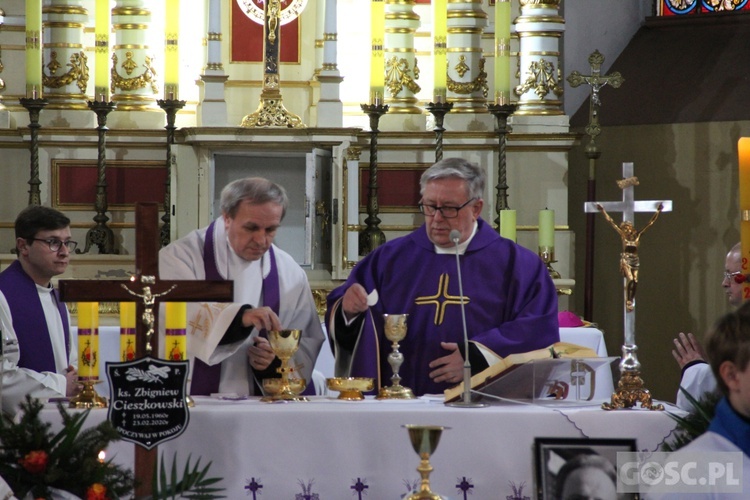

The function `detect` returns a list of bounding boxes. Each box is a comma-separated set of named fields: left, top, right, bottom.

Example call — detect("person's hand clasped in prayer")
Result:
left=672, top=331, right=707, bottom=369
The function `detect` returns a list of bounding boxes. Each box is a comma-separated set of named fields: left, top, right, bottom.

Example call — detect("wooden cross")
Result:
left=58, top=203, right=234, bottom=499
left=584, top=162, right=672, bottom=345
left=567, top=49, right=625, bottom=321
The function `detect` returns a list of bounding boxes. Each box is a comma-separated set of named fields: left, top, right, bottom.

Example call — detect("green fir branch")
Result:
left=662, top=387, right=721, bottom=452
left=149, top=453, right=225, bottom=500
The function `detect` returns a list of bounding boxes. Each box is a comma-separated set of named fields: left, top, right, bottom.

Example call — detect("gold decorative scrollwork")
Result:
left=240, top=97, right=305, bottom=128
left=43, top=51, right=89, bottom=93
left=111, top=52, right=159, bottom=94
left=345, top=146, right=362, bottom=161
left=311, top=289, right=329, bottom=318
left=454, top=55, right=470, bottom=78
left=385, top=56, right=421, bottom=98
left=447, top=57, right=488, bottom=97
left=121, top=51, right=138, bottom=75
left=515, top=58, right=564, bottom=100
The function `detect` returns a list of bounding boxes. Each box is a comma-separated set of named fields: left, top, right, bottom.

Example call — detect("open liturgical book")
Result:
left=444, top=342, right=604, bottom=403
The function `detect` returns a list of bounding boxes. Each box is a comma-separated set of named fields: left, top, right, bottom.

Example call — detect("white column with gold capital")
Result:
left=383, top=0, right=421, bottom=114
left=446, top=0, right=488, bottom=113
left=315, top=0, right=343, bottom=127
left=111, top=0, right=157, bottom=110
left=42, top=0, right=88, bottom=108
left=198, top=0, right=228, bottom=126
left=513, top=0, right=564, bottom=116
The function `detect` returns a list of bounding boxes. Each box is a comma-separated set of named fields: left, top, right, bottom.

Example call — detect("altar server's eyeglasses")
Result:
left=418, top=198, right=475, bottom=218
left=32, top=238, right=78, bottom=252
left=723, top=271, right=748, bottom=284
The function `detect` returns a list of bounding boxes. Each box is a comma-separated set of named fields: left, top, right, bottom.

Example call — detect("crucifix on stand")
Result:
left=585, top=163, right=671, bottom=411
left=567, top=50, right=624, bottom=322
left=58, top=203, right=234, bottom=498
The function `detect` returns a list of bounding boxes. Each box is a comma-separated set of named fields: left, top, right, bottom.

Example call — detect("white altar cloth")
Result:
left=40, top=396, right=678, bottom=499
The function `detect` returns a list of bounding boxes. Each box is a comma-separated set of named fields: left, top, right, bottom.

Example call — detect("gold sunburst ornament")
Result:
left=236, top=0, right=307, bottom=25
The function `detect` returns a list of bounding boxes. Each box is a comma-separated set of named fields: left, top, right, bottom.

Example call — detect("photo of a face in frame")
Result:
left=535, top=437, right=638, bottom=500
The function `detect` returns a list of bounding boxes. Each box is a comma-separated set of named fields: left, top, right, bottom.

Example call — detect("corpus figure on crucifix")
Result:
left=597, top=200, right=664, bottom=312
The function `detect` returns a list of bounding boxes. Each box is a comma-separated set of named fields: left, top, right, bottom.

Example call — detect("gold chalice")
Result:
left=260, top=329, right=308, bottom=402
left=403, top=424, right=448, bottom=500
left=377, top=314, right=415, bottom=399
left=326, top=377, right=374, bottom=401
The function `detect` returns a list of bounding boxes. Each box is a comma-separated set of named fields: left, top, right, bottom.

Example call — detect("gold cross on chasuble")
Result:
left=414, top=273, right=470, bottom=325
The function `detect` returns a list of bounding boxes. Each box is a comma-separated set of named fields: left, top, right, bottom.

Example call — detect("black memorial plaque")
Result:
left=107, top=356, right=190, bottom=450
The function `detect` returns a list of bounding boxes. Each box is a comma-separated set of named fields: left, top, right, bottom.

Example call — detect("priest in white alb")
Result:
left=159, top=177, right=324, bottom=396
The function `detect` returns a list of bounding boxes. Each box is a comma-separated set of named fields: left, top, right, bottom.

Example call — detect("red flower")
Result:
left=19, top=450, right=48, bottom=474
left=86, top=483, right=108, bottom=500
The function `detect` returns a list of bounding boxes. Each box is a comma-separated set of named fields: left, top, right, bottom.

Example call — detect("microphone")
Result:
left=445, top=229, right=487, bottom=408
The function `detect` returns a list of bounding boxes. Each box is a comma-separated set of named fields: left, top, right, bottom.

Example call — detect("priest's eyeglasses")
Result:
left=32, top=238, right=78, bottom=252
left=418, top=198, right=475, bottom=218
left=723, top=271, right=747, bottom=284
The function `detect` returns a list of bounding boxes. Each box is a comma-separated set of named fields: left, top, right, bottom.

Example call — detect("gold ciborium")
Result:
left=377, top=314, right=415, bottom=399
left=327, top=377, right=374, bottom=401
left=260, top=329, right=308, bottom=402
left=403, top=425, right=448, bottom=500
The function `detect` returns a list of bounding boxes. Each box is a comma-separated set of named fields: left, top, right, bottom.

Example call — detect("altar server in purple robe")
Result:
left=326, top=158, right=559, bottom=396
left=159, top=177, right=324, bottom=396
left=0, top=206, right=80, bottom=414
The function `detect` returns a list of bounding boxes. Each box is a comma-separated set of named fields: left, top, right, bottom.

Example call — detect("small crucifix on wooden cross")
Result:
left=58, top=202, right=234, bottom=499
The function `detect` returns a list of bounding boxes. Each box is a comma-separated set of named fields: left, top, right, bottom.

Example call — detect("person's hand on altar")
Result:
left=671, top=331, right=707, bottom=369
left=342, top=283, right=369, bottom=320
left=428, top=342, right=464, bottom=385
left=248, top=337, right=276, bottom=371
left=65, top=365, right=81, bottom=397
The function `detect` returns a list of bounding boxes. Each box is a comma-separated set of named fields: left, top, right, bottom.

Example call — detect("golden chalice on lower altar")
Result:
left=377, top=314, right=415, bottom=399
left=260, top=329, right=308, bottom=402
left=403, top=425, right=448, bottom=500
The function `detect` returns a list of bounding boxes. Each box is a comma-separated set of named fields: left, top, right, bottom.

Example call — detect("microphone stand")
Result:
left=445, top=233, right=488, bottom=408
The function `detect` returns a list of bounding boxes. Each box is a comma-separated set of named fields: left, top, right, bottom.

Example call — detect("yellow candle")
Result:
left=738, top=138, right=750, bottom=298
left=538, top=209, right=555, bottom=249
left=165, top=302, right=187, bottom=361
left=432, top=0, right=447, bottom=99
left=370, top=0, right=385, bottom=104
left=164, top=0, right=180, bottom=97
left=77, top=302, right=99, bottom=379
left=25, top=0, right=43, bottom=97
left=499, top=209, right=516, bottom=242
left=94, top=0, right=110, bottom=101
left=119, top=301, right=136, bottom=361
left=494, top=0, right=510, bottom=103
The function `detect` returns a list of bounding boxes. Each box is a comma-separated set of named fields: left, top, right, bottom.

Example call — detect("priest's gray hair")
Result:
left=419, top=158, right=485, bottom=200
left=220, top=177, right=289, bottom=220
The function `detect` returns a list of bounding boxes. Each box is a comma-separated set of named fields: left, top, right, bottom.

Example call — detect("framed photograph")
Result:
left=534, top=437, right=637, bottom=500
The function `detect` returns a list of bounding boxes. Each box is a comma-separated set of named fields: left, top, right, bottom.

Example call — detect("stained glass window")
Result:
left=659, top=0, right=750, bottom=15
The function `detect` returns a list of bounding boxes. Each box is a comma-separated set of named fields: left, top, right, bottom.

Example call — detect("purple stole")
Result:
left=190, top=220, right=281, bottom=395
left=0, top=260, right=70, bottom=372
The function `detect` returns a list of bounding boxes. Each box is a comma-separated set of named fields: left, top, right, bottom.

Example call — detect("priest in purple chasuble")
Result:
left=0, top=206, right=81, bottom=415
left=159, top=177, right=324, bottom=397
left=326, top=158, right=559, bottom=396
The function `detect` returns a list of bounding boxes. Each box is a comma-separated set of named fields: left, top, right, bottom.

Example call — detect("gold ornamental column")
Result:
left=446, top=0, right=488, bottom=113
left=383, top=0, right=420, bottom=113
left=42, top=0, right=89, bottom=109
left=111, top=0, right=157, bottom=110
left=513, top=0, right=564, bottom=116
